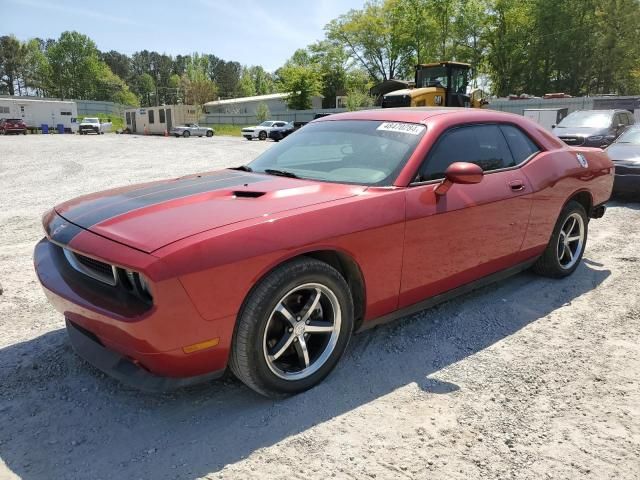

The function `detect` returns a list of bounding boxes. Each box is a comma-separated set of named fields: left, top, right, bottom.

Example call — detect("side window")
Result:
left=500, top=125, right=540, bottom=164
left=613, top=113, right=622, bottom=128
left=628, top=113, right=636, bottom=125
left=159, top=109, right=165, bottom=124
left=148, top=110, right=155, bottom=124
left=418, top=125, right=515, bottom=181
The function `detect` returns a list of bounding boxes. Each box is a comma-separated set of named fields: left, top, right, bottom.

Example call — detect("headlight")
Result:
left=137, top=274, right=152, bottom=297
left=122, top=269, right=153, bottom=300
left=587, top=135, right=604, bottom=141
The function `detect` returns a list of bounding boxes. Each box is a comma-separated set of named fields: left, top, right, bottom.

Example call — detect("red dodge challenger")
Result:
left=34, top=108, right=613, bottom=397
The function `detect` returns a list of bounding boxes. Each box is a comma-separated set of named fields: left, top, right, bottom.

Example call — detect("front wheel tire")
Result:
left=533, top=200, right=588, bottom=278
left=258, top=130, right=267, bottom=141
left=229, top=258, right=354, bottom=398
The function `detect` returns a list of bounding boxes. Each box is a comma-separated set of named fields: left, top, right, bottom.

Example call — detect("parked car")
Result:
left=0, top=118, right=27, bottom=135
left=79, top=117, right=112, bottom=135
left=34, top=108, right=613, bottom=398
left=552, top=109, right=635, bottom=148
left=606, top=124, right=640, bottom=197
left=170, top=123, right=214, bottom=138
left=268, top=122, right=295, bottom=141
left=293, top=113, right=333, bottom=131
left=242, top=121, right=289, bottom=140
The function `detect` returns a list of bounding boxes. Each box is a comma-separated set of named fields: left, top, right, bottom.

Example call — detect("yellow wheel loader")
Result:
left=382, top=61, right=487, bottom=109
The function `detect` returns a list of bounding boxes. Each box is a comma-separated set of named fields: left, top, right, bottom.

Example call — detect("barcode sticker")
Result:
left=377, top=122, right=425, bottom=135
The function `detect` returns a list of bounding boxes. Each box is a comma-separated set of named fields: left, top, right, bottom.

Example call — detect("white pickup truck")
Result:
left=78, top=117, right=112, bottom=135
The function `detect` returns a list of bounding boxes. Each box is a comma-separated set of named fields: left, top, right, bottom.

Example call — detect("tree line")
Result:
left=1, top=0, right=639, bottom=110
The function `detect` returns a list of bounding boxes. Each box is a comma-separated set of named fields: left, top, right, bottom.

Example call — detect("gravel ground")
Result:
left=0, top=134, right=639, bottom=480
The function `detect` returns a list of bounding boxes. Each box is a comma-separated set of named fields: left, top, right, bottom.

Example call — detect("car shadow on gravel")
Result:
left=0, top=261, right=610, bottom=479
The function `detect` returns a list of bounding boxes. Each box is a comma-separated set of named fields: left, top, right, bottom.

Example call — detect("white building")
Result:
left=0, top=97, right=78, bottom=132
left=204, top=93, right=324, bottom=114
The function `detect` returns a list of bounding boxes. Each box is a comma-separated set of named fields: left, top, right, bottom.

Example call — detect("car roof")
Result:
left=313, top=107, right=527, bottom=125
left=313, top=107, right=566, bottom=153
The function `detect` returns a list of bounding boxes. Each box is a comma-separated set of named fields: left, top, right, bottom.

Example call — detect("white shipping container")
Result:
left=523, top=108, right=569, bottom=131
left=0, top=98, right=79, bottom=132
left=123, top=105, right=200, bottom=135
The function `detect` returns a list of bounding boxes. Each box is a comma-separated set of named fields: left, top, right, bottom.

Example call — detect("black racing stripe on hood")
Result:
left=59, top=172, right=247, bottom=221
left=45, top=213, right=84, bottom=245
left=58, top=172, right=268, bottom=229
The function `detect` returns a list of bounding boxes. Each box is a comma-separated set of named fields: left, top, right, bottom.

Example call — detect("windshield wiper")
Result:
left=264, top=168, right=300, bottom=179
left=230, top=165, right=253, bottom=172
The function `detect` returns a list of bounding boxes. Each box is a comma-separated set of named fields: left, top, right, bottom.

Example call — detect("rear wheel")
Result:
left=206, top=130, right=213, bottom=137
left=183, top=130, right=190, bottom=138
left=229, top=258, right=354, bottom=398
left=258, top=130, right=267, bottom=141
left=533, top=200, right=588, bottom=278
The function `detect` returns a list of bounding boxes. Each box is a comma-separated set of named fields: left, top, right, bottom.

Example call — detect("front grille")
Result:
left=559, top=136, right=584, bottom=146
left=63, top=249, right=117, bottom=286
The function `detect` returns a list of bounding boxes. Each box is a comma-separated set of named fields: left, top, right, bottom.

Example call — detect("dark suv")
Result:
left=552, top=109, right=635, bottom=148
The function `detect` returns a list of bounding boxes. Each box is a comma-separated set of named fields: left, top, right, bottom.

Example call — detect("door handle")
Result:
left=509, top=180, right=525, bottom=192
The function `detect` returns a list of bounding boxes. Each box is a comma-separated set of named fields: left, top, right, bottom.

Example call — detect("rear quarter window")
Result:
left=500, top=125, right=540, bottom=164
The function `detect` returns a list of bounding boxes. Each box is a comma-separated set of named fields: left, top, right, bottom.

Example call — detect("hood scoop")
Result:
left=232, top=190, right=266, bottom=198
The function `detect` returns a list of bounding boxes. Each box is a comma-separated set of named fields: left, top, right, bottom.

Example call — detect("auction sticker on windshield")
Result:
left=377, top=122, right=425, bottom=135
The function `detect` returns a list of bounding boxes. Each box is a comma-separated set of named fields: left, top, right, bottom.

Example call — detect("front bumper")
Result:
left=34, top=236, right=235, bottom=387
left=613, top=174, right=640, bottom=196
left=66, top=319, right=223, bottom=392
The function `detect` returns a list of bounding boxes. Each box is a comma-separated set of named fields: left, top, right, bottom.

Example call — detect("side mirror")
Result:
left=435, top=162, right=483, bottom=196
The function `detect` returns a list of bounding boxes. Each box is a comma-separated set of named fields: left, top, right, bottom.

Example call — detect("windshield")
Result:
left=247, top=120, right=425, bottom=186
left=416, top=66, right=448, bottom=88
left=5, top=119, right=22, bottom=122
left=83, top=118, right=99, bottom=123
left=557, top=111, right=612, bottom=128
left=259, top=121, right=275, bottom=127
left=616, top=127, right=640, bottom=145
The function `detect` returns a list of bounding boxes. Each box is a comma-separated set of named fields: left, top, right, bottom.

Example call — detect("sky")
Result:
left=1, top=0, right=365, bottom=71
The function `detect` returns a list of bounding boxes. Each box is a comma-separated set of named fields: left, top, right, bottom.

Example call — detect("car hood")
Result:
left=606, top=144, right=640, bottom=162
left=552, top=126, right=608, bottom=137
left=55, top=170, right=366, bottom=253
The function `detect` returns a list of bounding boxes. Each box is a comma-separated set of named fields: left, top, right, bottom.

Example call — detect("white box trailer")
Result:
left=523, top=108, right=569, bottom=131
left=123, top=105, right=199, bottom=135
left=0, top=98, right=78, bottom=132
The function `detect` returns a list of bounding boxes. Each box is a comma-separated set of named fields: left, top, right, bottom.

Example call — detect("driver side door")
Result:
left=400, top=123, right=534, bottom=308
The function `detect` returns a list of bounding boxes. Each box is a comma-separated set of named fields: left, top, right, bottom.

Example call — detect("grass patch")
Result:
left=78, top=114, right=125, bottom=132
left=202, top=124, right=251, bottom=137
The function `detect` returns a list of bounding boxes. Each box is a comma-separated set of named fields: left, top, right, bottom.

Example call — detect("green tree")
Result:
left=308, top=40, right=351, bottom=108
left=484, top=0, right=533, bottom=96
left=326, top=0, right=413, bottom=81
left=278, top=63, right=321, bottom=110
left=136, top=73, right=155, bottom=106
left=256, top=102, right=270, bottom=122
left=0, top=35, right=22, bottom=95
left=45, top=31, right=105, bottom=99
left=238, top=67, right=257, bottom=97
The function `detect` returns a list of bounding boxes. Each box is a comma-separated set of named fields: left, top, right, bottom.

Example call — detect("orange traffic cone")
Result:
left=164, top=129, right=168, bottom=137
left=144, top=126, right=148, bottom=135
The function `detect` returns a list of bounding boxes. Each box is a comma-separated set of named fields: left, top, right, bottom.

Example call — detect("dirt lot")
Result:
left=0, top=134, right=639, bottom=480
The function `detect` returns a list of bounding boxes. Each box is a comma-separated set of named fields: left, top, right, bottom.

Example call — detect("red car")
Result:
left=34, top=108, right=613, bottom=397
left=0, top=118, right=27, bottom=135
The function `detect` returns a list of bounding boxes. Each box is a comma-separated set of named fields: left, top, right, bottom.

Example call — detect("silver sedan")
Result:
left=170, top=124, right=215, bottom=138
